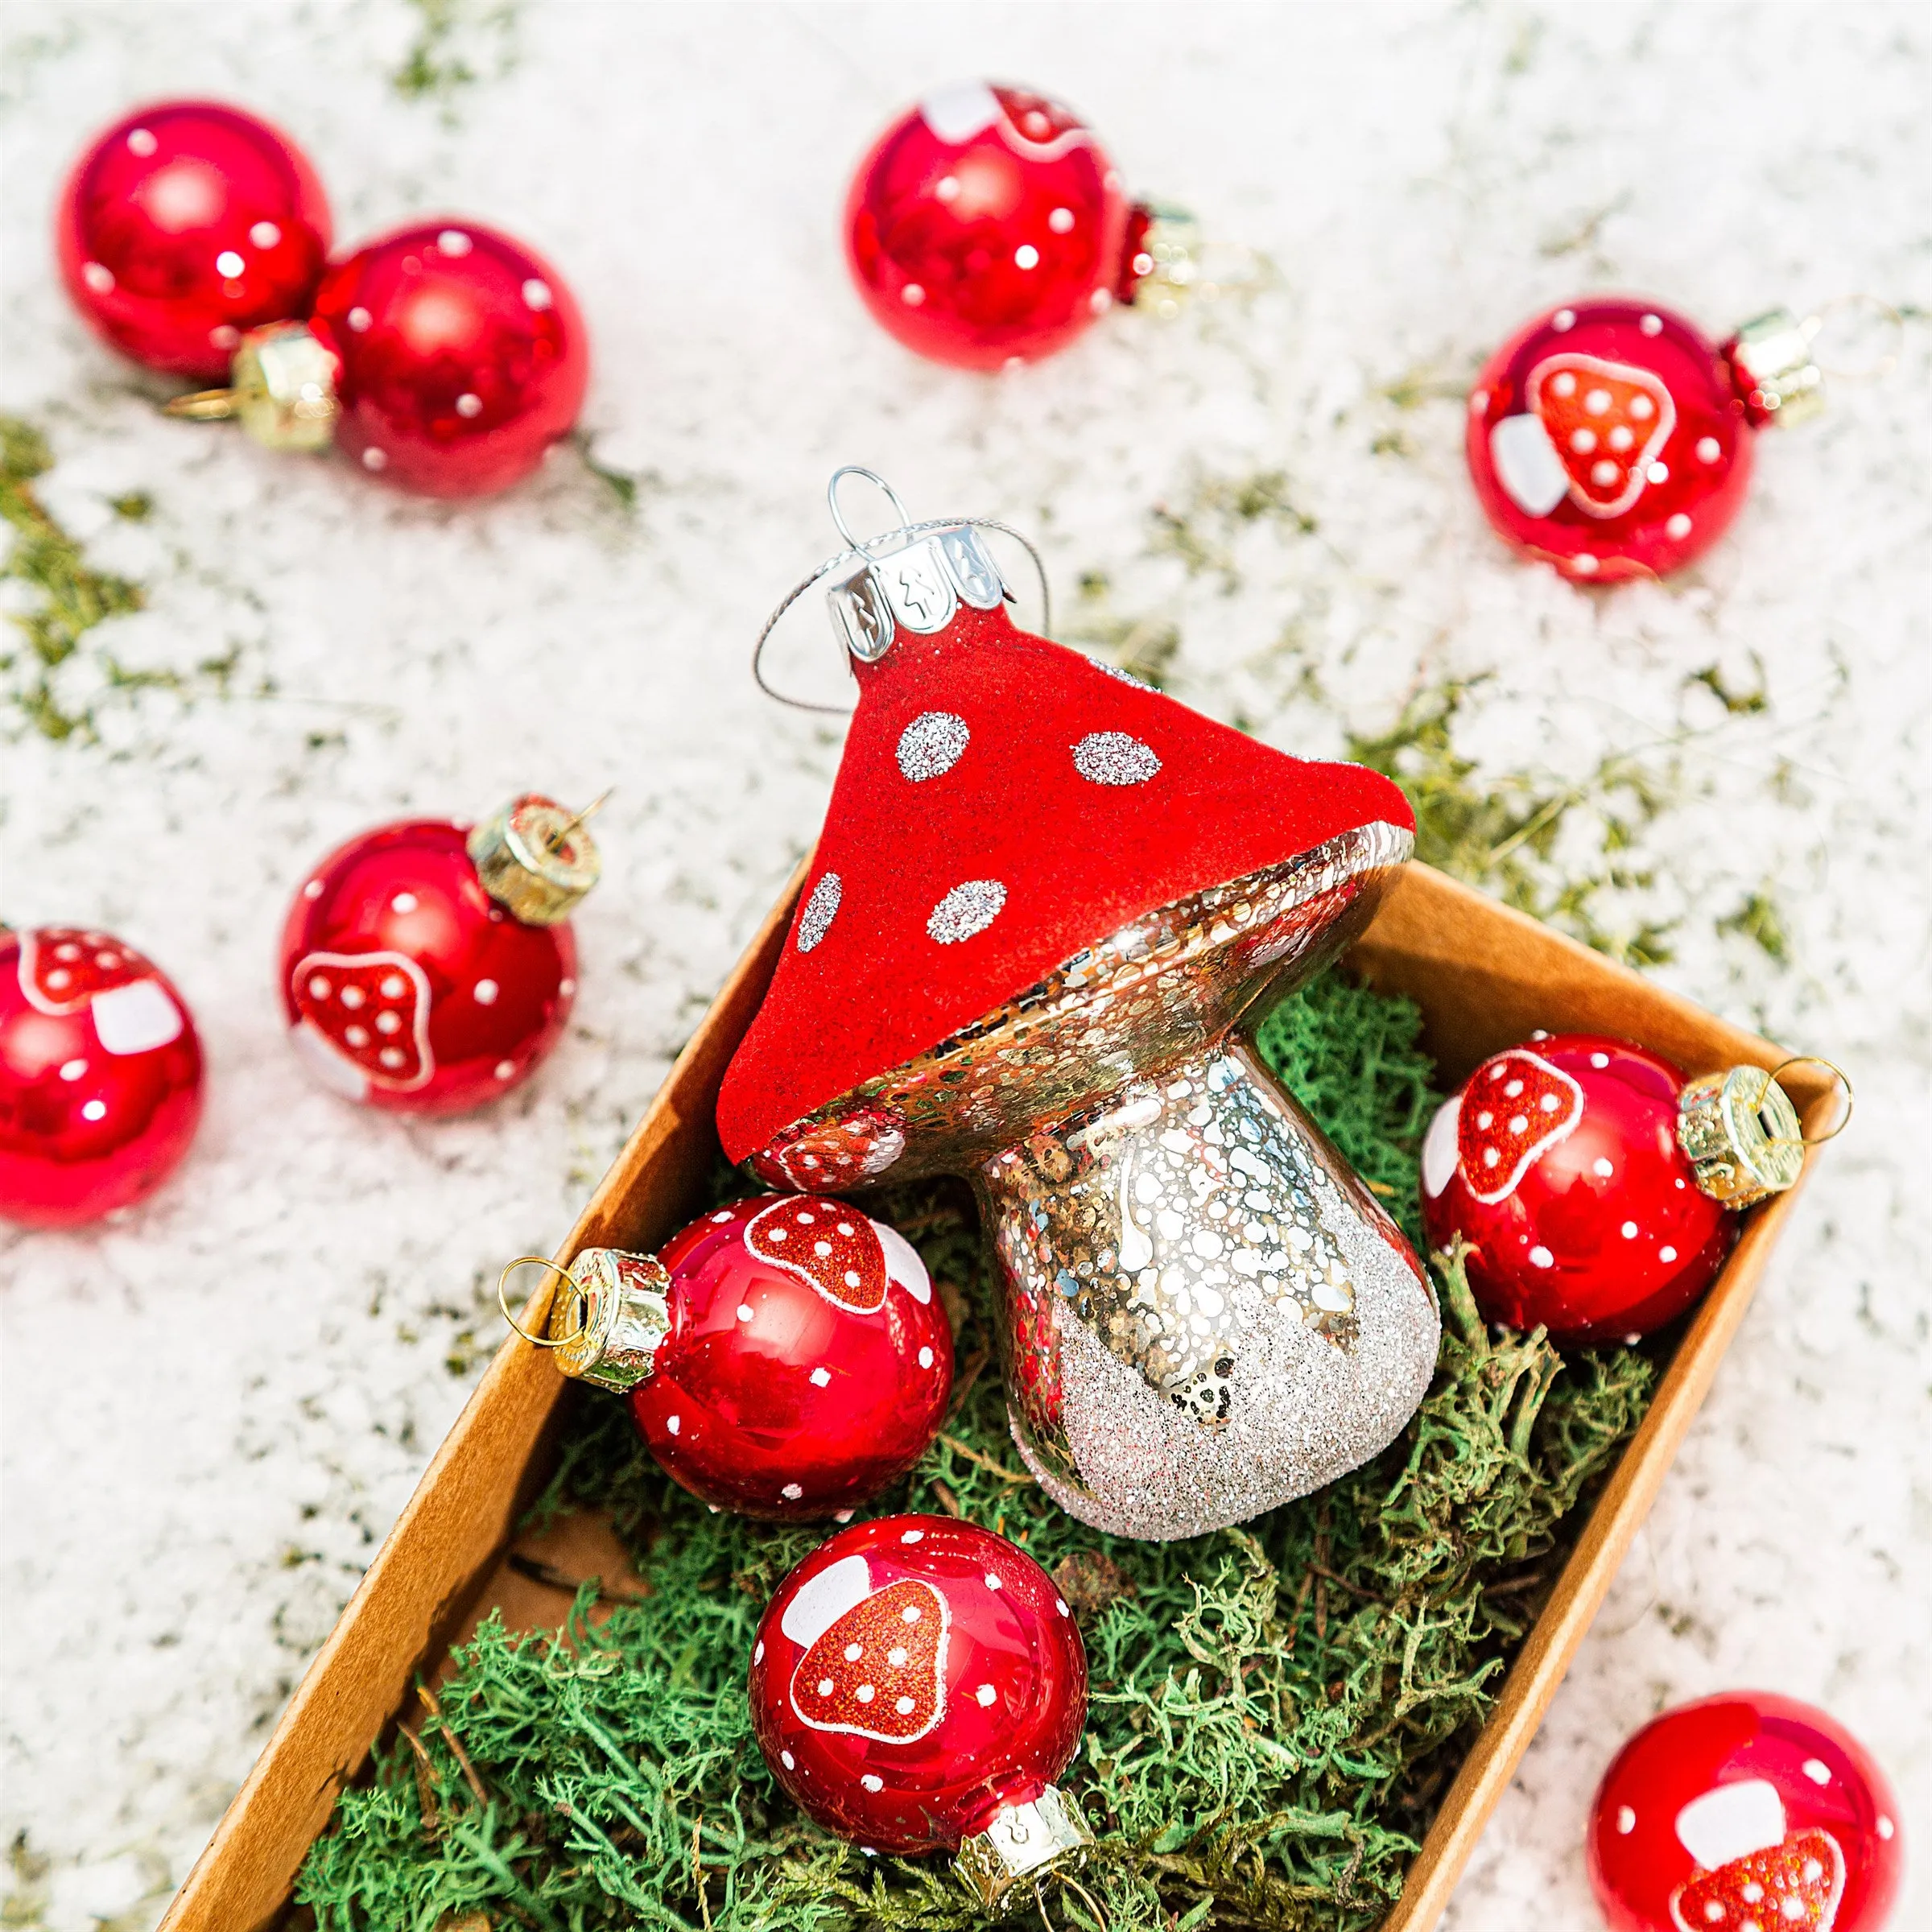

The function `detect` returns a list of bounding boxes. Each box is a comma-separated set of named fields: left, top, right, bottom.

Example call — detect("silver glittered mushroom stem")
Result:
left=979, top=1037, right=1439, bottom=1542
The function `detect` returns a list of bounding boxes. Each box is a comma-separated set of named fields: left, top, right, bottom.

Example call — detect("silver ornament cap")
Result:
left=547, top=1247, right=671, bottom=1393
left=955, top=1788, right=1092, bottom=1913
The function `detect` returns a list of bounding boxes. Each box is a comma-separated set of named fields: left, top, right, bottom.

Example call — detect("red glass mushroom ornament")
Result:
left=1468, top=296, right=1825, bottom=582
left=1419, top=1034, right=1821, bottom=1344
left=164, top=218, right=588, bottom=497
left=512, top=1194, right=952, bottom=1520
left=279, top=795, right=598, bottom=1116
left=844, top=80, right=1188, bottom=369
left=0, top=927, right=203, bottom=1228
left=749, top=1514, right=1089, bottom=1906
left=56, top=100, right=332, bottom=382
left=716, top=473, right=1439, bottom=1542
left=1588, top=1691, right=1902, bottom=1932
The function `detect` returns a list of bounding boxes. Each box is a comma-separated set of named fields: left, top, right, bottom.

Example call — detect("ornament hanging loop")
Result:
left=1763, top=1055, right=1855, bottom=1144
left=1802, top=295, right=1903, bottom=382
left=497, top=1254, right=584, bottom=1348
left=826, top=465, right=913, bottom=548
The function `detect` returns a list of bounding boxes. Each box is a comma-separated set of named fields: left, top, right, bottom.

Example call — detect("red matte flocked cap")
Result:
left=717, top=546, right=1414, bottom=1165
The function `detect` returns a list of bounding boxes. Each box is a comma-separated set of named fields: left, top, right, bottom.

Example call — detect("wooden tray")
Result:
left=157, top=863, right=1839, bottom=1932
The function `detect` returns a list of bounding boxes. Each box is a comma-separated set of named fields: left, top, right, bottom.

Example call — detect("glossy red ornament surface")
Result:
left=1419, top=1034, right=1733, bottom=1343
left=278, top=819, right=575, bottom=1116
left=1467, top=297, right=1754, bottom=583
left=0, top=928, right=203, bottom=1228
left=750, top=1515, right=1087, bottom=1854
left=631, top=1195, right=952, bottom=1519
left=844, top=81, right=1137, bottom=369
left=308, top=220, right=588, bottom=497
left=1588, top=1691, right=1902, bottom=1932
left=56, top=100, right=331, bottom=382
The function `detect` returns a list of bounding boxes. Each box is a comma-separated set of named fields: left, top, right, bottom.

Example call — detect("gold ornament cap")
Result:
left=1728, top=309, right=1825, bottom=427
left=1676, top=1063, right=1806, bottom=1208
left=955, top=1789, right=1092, bottom=1913
left=467, top=795, right=601, bottom=927
left=163, top=320, right=341, bottom=452
left=547, top=1248, right=671, bottom=1393
left=1126, top=204, right=1203, bottom=319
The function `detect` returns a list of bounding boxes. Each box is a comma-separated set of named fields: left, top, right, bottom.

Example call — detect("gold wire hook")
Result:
left=547, top=786, right=613, bottom=855
left=1801, top=295, right=1904, bottom=382
left=1761, top=1056, right=1856, bottom=1145
left=1053, top=1867, right=1109, bottom=1931
left=497, top=1255, right=584, bottom=1347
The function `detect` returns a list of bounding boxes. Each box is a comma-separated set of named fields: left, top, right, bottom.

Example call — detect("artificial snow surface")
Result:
left=1, top=5, right=1926, bottom=1928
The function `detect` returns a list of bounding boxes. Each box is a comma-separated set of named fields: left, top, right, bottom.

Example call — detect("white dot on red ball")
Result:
left=303, top=879, right=323, bottom=899
left=737, top=1304, right=753, bottom=1322
left=456, top=393, right=482, bottom=418
left=494, top=1059, right=516, bottom=1079
left=126, top=127, right=157, bottom=156
left=810, top=1367, right=831, bottom=1388
left=1666, top=513, right=1692, bottom=539
left=81, top=1100, right=108, bottom=1122
left=1799, top=1757, right=1831, bottom=1785
left=473, top=978, right=498, bottom=1005
left=1878, top=1816, right=1894, bottom=1839
left=1013, top=244, right=1040, bottom=270
left=437, top=229, right=472, bottom=256
left=1640, top=313, right=1662, bottom=336
left=1594, top=1158, right=1614, bottom=1177
left=1089, top=287, right=1111, bottom=314
left=216, top=250, right=246, bottom=278
left=82, top=262, right=115, bottom=293
left=348, top=307, right=371, bottom=332
left=1616, top=1805, right=1636, bottom=1834
left=753, top=1641, right=763, bottom=1664
left=559, top=977, right=575, bottom=997
left=522, top=279, right=552, bottom=310
left=1530, top=1245, right=1554, bottom=1268
left=985, top=1574, right=1002, bottom=1591
left=1621, top=1221, right=1638, bottom=1239
left=1571, top=554, right=1600, bottom=575
left=919, top=1347, right=935, bottom=1368
left=781, top=1748, right=795, bottom=1769
left=782, top=1483, right=803, bottom=1501
left=901, top=283, right=926, bottom=307
left=1056, top=1599, right=1070, bottom=1616
left=976, top=1683, right=997, bottom=1707
left=1048, top=207, right=1075, bottom=233
left=936, top=175, right=960, bottom=202
left=1591, top=1052, right=1610, bottom=1068
left=1659, top=1245, right=1678, bottom=1264
left=1697, top=436, right=1721, bottom=463
left=861, top=1773, right=883, bottom=1792
left=362, top=448, right=388, bottom=471
left=666, top=1414, right=681, bottom=1435
left=902, top=1530, right=923, bottom=1544
left=1553, top=308, right=1576, bottom=331
left=59, top=1059, right=86, bottom=1082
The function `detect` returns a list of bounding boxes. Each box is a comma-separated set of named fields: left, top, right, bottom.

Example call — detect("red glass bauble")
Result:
left=278, top=815, right=580, bottom=1116
left=1467, top=297, right=1755, bottom=583
left=844, top=81, right=1138, bottom=370
left=56, top=100, right=332, bottom=382
left=1419, top=1034, right=1733, bottom=1343
left=308, top=220, right=588, bottom=497
left=630, top=1195, right=952, bottom=1519
left=1588, top=1691, right=1902, bottom=1932
left=749, top=1516, right=1087, bottom=1862
left=0, top=927, right=203, bottom=1228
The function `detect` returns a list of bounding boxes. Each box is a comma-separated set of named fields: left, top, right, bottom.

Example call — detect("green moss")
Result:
left=1716, top=890, right=1790, bottom=965
left=393, top=0, right=518, bottom=106
left=297, top=972, right=1654, bottom=1932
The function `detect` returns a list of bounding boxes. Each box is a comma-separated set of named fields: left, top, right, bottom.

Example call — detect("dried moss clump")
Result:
left=298, top=972, right=1656, bottom=1932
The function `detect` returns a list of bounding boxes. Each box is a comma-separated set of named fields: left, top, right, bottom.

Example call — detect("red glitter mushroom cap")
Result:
left=717, top=551, right=1414, bottom=1168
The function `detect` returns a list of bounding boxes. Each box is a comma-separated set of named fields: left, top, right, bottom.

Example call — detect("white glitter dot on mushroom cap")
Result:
left=927, top=880, right=1006, bottom=944
left=1072, top=731, right=1162, bottom=786
left=796, top=872, right=841, bottom=953
left=896, top=711, right=971, bottom=781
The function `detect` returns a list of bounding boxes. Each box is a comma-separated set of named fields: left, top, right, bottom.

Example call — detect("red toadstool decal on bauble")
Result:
left=716, top=471, right=1441, bottom=1542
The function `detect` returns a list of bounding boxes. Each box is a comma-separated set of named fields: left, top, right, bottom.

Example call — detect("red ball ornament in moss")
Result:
left=1468, top=298, right=1826, bottom=583
left=56, top=100, right=332, bottom=382
left=1588, top=1691, right=1902, bottom=1932
left=0, top=927, right=203, bottom=1228
left=1419, top=1035, right=1819, bottom=1344
left=846, top=80, right=1184, bottom=369
left=279, top=795, right=598, bottom=1116
left=749, top=1515, right=1090, bottom=1907
left=511, top=1196, right=952, bottom=1519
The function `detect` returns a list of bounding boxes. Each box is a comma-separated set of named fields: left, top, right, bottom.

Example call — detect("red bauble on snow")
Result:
left=56, top=100, right=332, bottom=382
left=749, top=1515, right=1089, bottom=1905
left=1419, top=1035, right=1809, bottom=1344
left=0, top=927, right=203, bottom=1228
left=527, top=1195, right=952, bottom=1519
left=845, top=81, right=1150, bottom=369
left=1588, top=1691, right=1902, bottom=1932
left=305, top=219, right=589, bottom=496
left=1467, top=297, right=1823, bottom=582
left=279, top=795, right=598, bottom=1116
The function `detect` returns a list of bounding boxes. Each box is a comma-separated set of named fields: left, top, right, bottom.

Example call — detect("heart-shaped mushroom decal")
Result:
left=717, top=478, right=1440, bottom=1541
